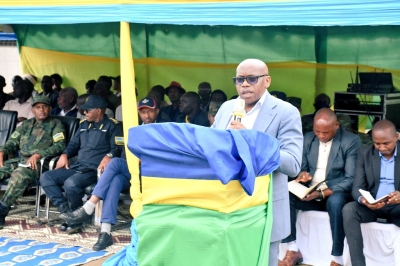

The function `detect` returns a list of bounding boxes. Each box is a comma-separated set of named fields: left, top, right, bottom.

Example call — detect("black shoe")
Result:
left=0, top=202, right=10, bottom=229
left=60, top=207, right=91, bottom=224
left=0, top=214, right=6, bottom=229
left=57, top=204, right=71, bottom=214
left=60, top=222, right=68, bottom=231
left=92, top=232, right=113, bottom=251
left=0, top=202, right=10, bottom=216
left=66, top=223, right=83, bottom=234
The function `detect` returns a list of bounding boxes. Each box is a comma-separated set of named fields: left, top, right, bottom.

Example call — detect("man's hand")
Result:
left=97, top=156, right=111, bottom=173
left=0, top=152, right=4, bottom=168
left=55, top=154, right=69, bottom=169
left=229, top=120, right=246, bottom=130
left=387, top=191, right=400, bottom=205
left=360, top=197, right=386, bottom=210
left=302, top=190, right=320, bottom=201
left=295, top=171, right=312, bottom=183
left=26, top=154, right=41, bottom=170
left=17, top=117, right=27, bottom=123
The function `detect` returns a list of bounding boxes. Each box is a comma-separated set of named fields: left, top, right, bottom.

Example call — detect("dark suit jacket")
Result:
left=51, top=106, right=78, bottom=118
left=302, top=126, right=361, bottom=193
left=352, top=141, right=400, bottom=201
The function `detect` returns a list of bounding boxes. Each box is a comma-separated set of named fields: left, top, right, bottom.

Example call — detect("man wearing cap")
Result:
left=161, top=81, right=186, bottom=122
left=0, top=75, right=14, bottom=110
left=40, top=95, right=123, bottom=234
left=59, top=96, right=163, bottom=250
left=0, top=95, right=66, bottom=228
left=3, top=79, right=35, bottom=126
left=138, top=96, right=169, bottom=124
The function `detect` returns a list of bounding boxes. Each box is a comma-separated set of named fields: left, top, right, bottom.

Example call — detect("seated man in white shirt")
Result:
left=279, top=108, right=361, bottom=266
left=50, top=87, right=78, bottom=117
left=3, top=80, right=34, bottom=126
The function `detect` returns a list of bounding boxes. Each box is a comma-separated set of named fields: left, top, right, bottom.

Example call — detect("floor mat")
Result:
left=1, top=199, right=132, bottom=255
left=0, top=236, right=108, bottom=266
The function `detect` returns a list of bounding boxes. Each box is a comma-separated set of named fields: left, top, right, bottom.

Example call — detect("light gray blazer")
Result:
left=212, top=91, right=303, bottom=242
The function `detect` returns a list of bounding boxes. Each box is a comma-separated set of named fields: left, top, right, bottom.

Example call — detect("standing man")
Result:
left=0, top=96, right=66, bottom=228
left=0, top=75, right=14, bottom=109
left=40, top=95, right=123, bottom=234
left=279, top=108, right=361, bottom=266
left=60, top=96, right=163, bottom=250
left=39, top=75, right=59, bottom=109
left=343, top=120, right=400, bottom=266
left=177, top=92, right=210, bottom=127
left=212, top=59, right=303, bottom=266
left=198, top=81, right=212, bottom=111
left=161, top=81, right=186, bottom=122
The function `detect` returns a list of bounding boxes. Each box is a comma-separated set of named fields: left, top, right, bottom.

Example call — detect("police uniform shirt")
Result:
left=63, top=115, right=123, bottom=170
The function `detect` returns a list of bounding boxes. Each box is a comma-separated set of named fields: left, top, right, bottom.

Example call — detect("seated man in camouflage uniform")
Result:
left=0, top=95, right=66, bottom=228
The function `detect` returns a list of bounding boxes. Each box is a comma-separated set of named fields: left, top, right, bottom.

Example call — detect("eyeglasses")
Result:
left=232, top=74, right=269, bottom=85
left=84, top=108, right=95, bottom=113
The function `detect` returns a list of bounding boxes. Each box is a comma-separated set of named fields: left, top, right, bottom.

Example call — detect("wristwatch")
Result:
left=106, top=153, right=113, bottom=158
left=315, top=190, right=323, bottom=202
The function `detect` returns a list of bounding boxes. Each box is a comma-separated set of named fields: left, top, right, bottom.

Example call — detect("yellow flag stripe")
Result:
left=141, top=174, right=270, bottom=213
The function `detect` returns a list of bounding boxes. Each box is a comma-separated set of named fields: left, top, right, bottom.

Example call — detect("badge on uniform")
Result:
left=53, top=132, right=65, bottom=142
left=11, top=131, right=20, bottom=139
left=115, top=136, right=124, bottom=146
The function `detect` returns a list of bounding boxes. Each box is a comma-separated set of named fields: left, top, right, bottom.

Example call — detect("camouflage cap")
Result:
left=32, top=95, right=51, bottom=106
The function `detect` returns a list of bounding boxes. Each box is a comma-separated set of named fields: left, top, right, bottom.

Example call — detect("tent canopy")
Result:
left=2, top=0, right=400, bottom=26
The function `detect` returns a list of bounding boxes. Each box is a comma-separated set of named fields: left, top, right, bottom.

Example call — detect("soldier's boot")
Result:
left=0, top=201, right=11, bottom=229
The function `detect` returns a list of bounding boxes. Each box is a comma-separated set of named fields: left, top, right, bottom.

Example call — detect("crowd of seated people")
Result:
left=0, top=72, right=399, bottom=263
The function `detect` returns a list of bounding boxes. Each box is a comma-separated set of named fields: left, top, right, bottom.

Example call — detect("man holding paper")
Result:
left=343, top=119, right=400, bottom=266
left=280, top=108, right=361, bottom=266
left=0, top=95, right=66, bottom=228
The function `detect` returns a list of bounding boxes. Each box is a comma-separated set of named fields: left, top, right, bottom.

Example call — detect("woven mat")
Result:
left=2, top=196, right=132, bottom=255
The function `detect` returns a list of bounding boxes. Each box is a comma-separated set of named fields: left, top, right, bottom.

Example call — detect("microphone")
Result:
left=232, top=99, right=245, bottom=122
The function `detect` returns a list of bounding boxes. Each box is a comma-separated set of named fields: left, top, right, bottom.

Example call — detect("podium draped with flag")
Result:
left=104, top=123, right=280, bottom=266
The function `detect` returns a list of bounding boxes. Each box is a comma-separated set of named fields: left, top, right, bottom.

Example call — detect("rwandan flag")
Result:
left=104, top=123, right=280, bottom=266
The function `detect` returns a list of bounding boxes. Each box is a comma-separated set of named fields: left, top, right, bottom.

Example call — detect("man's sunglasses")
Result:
left=232, top=74, right=268, bottom=85
left=84, top=108, right=96, bottom=113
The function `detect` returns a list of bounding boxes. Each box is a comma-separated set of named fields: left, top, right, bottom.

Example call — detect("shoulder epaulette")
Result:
left=109, top=118, right=120, bottom=124
left=79, top=119, right=87, bottom=124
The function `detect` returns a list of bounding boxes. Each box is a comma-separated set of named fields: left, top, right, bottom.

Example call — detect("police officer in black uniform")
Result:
left=40, top=95, right=123, bottom=234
